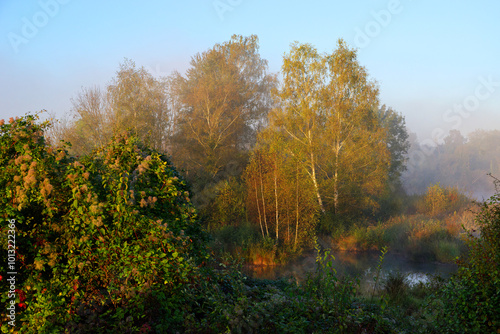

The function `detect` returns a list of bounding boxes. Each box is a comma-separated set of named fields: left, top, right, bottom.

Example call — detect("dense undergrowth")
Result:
left=329, top=211, right=473, bottom=263
left=209, top=184, right=475, bottom=265
left=1, top=115, right=499, bottom=333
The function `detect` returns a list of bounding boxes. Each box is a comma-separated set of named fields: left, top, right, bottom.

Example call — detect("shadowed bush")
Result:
left=383, top=271, right=409, bottom=303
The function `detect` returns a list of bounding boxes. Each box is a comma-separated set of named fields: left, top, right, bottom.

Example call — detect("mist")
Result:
left=402, top=127, right=500, bottom=200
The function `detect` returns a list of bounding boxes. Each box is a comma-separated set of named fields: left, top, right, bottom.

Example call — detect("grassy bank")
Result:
left=207, top=222, right=305, bottom=266
left=330, top=210, right=476, bottom=262
left=324, top=185, right=476, bottom=263
left=208, top=185, right=476, bottom=265
left=208, top=207, right=477, bottom=266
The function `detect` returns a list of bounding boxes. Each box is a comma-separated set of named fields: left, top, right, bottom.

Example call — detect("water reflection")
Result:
left=244, top=250, right=458, bottom=287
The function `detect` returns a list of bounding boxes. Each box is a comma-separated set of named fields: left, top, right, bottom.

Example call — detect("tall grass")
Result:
left=332, top=210, right=473, bottom=262
left=208, top=222, right=280, bottom=265
left=329, top=186, right=475, bottom=262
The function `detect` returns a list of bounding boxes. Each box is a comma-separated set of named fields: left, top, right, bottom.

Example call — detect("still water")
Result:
left=244, top=250, right=458, bottom=287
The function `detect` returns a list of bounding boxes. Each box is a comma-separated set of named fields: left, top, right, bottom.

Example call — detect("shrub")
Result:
left=0, top=115, right=207, bottom=332
left=203, top=177, right=246, bottom=230
left=383, top=271, right=409, bottom=303
left=424, top=183, right=448, bottom=216
left=433, top=240, right=460, bottom=263
left=420, top=183, right=471, bottom=217
left=433, top=175, right=500, bottom=333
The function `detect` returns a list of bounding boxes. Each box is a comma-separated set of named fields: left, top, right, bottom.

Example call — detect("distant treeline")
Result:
left=404, top=129, right=500, bottom=199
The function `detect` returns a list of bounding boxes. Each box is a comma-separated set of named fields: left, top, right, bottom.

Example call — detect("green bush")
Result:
left=203, top=177, right=246, bottom=230
left=0, top=115, right=207, bottom=332
left=318, top=212, right=348, bottom=238
left=383, top=271, right=408, bottom=303
left=209, top=221, right=260, bottom=254
left=433, top=240, right=460, bottom=263
left=433, top=175, right=500, bottom=333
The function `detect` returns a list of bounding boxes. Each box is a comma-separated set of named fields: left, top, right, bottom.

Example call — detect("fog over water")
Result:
left=245, top=250, right=458, bottom=288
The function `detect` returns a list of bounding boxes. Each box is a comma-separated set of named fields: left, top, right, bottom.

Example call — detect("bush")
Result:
left=433, top=175, right=500, bottom=333
left=0, top=115, right=207, bottom=332
left=420, top=183, right=471, bottom=217
left=203, top=177, right=246, bottom=230
left=383, top=271, right=409, bottom=303
left=433, top=240, right=460, bottom=263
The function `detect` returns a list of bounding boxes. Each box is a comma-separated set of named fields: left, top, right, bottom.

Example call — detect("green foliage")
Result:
left=383, top=271, right=409, bottom=304
left=373, top=186, right=405, bottom=221
left=204, top=177, right=246, bottom=230
left=377, top=105, right=410, bottom=184
left=209, top=222, right=259, bottom=254
left=309, top=243, right=359, bottom=313
left=371, top=246, right=388, bottom=303
left=317, top=212, right=348, bottom=238
left=332, top=212, right=468, bottom=263
left=432, top=175, right=500, bottom=333
left=0, top=115, right=206, bottom=332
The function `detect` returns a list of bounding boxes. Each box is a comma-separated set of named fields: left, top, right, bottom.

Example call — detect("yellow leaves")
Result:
left=23, top=168, right=37, bottom=188
left=92, top=216, right=103, bottom=227
left=48, top=252, right=57, bottom=267
left=423, top=183, right=457, bottom=216
left=89, top=204, right=99, bottom=215
left=170, top=35, right=273, bottom=178
left=41, top=178, right=53, bottom=198
left=56, top=150, right=65, bottom=161
left=262, top=39, right=390, bottom=215
left=34, top=259, right=44, bottom=270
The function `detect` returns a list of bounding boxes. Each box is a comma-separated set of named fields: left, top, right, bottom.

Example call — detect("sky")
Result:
left=1, top=0, right=499, bottom=145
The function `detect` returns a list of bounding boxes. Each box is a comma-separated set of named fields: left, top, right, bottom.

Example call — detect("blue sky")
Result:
left=1, top=0, right=499, bottom=143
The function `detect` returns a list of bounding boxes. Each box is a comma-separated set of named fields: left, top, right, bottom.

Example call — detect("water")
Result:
left=244, top=250, right=458, bottom=287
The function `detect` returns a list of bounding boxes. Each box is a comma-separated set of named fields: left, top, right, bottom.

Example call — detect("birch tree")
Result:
left=244, top=137, right=318, bottom=248
left=322, top=40, right=389, bottom=214
left=268, top=39, right=390, bottom=216
left=269, top=43, right=327, bottom=212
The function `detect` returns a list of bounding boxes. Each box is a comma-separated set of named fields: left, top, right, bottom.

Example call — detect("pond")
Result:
left=244, top=250, right=458, bottom=288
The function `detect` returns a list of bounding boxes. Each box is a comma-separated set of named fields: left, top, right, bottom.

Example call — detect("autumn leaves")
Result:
left=244, top=40, right=395, bottom=248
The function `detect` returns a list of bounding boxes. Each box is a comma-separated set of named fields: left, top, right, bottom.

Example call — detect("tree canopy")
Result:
left=263, top=39, right=390, bottom=216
